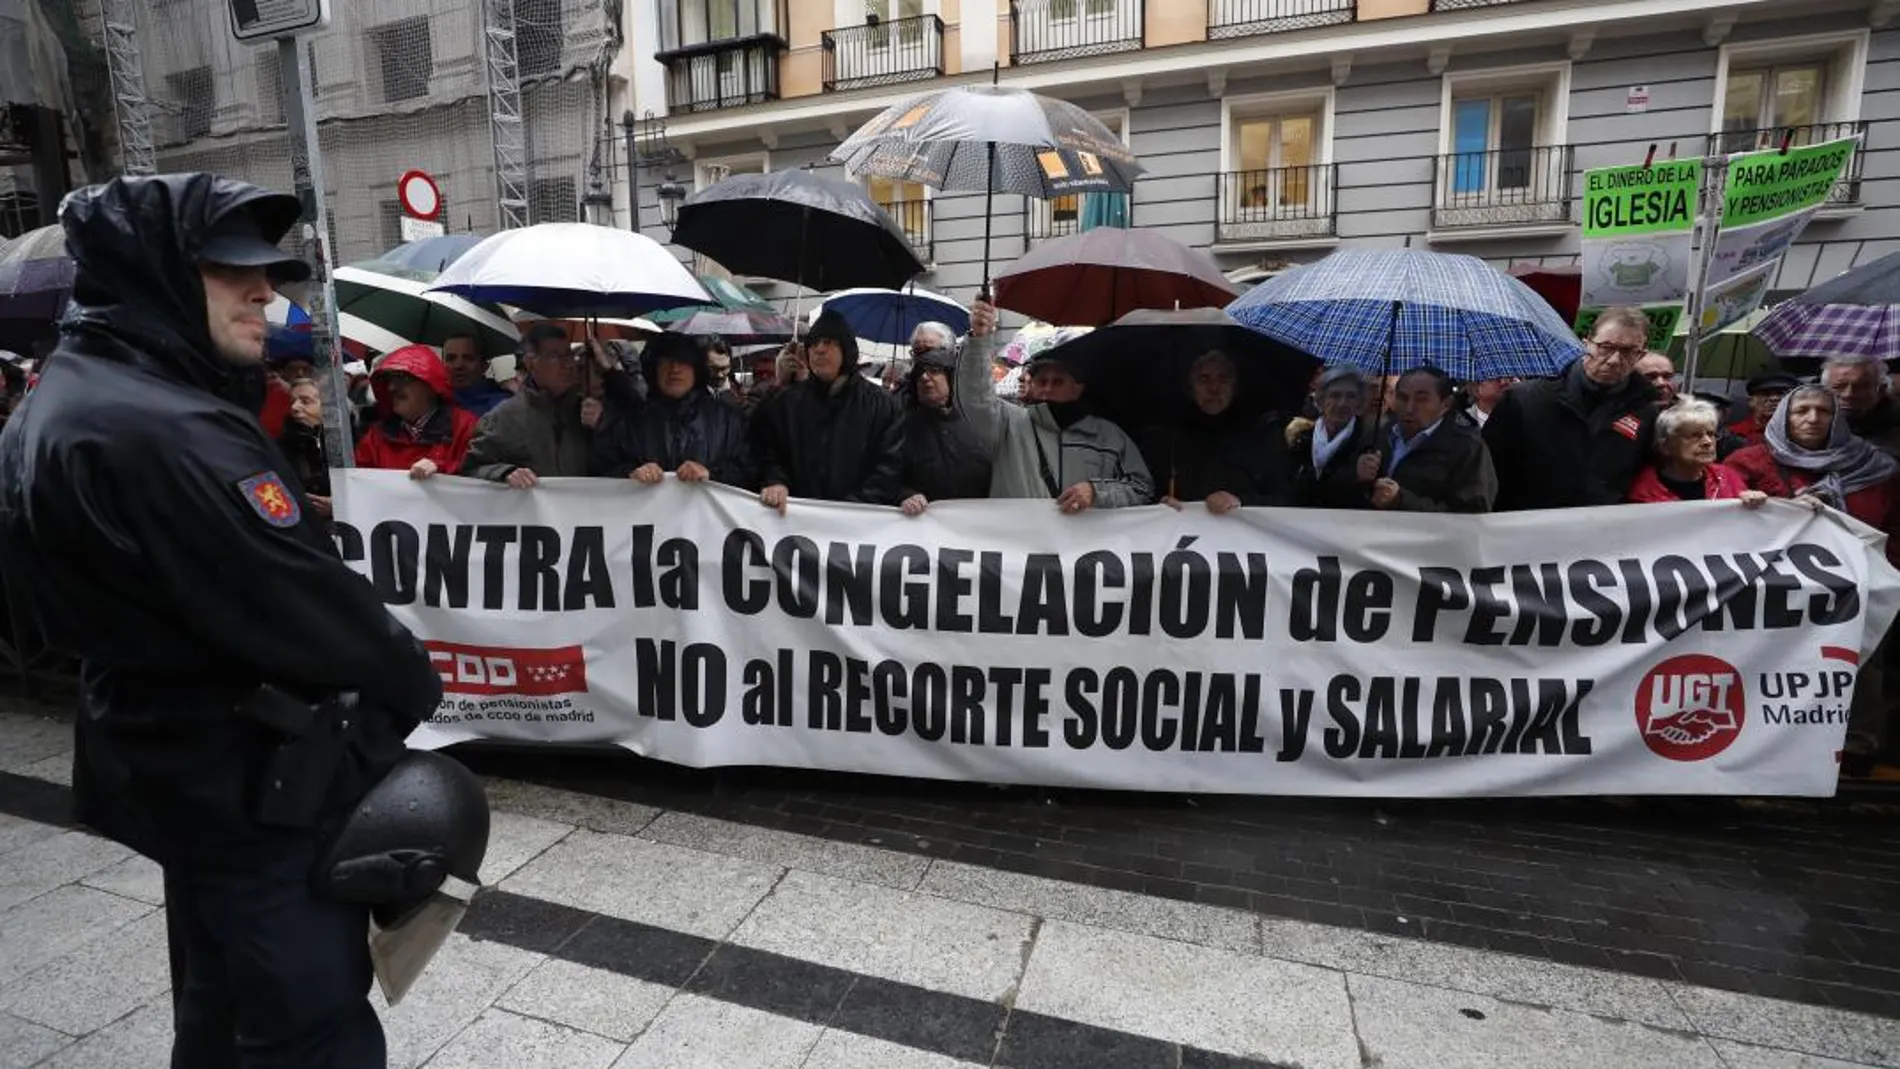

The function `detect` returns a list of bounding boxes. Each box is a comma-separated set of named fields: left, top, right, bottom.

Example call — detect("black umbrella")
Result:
left=830, top=81, right=1142, bottom=297
left=1037, top=307, right=1320, bottom=428
left=671, top=169, right=925, bottom=293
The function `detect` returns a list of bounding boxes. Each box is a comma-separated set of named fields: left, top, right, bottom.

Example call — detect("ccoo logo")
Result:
left=426, top=641, right=589, bottom=697
left=1635, top=654, right=1746, bottom=762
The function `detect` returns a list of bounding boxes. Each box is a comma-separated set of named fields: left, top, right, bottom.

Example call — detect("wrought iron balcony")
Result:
left=1207, top=0, right=1352, bottom=39
left=1429, top=0, right=1526, bottom=9
left=656, top=35, right=784, bottom=113
left=1216, top=165, right=1337, bottom=243
left=882, top=197, right=934, bottom=263
left=823, top=15, right=945, bottom=92
left=1432, top=144, right=1572, bottom=229
left=1010, top=0, right=1144, bottom=65
left=1025, top=192, right=1133, bottom=240
left=1709, top=120, right=1869, bottom=206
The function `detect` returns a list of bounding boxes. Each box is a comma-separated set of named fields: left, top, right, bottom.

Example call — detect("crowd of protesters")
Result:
left=11, top=297, right=1875, bottom=771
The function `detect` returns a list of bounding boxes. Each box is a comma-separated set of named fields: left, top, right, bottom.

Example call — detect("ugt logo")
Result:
left=1635, top=654, right=1746, bottom=762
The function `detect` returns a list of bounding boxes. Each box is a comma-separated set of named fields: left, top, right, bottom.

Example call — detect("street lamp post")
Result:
left=657, top=174, right=686, bottom=231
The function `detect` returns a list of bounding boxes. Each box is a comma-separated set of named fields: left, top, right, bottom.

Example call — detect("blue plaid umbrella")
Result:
left=1226, top=249, right=1586, bottom=381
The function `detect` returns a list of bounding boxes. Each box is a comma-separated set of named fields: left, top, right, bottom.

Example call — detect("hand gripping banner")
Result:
left=333, top=471, right=1900, bottom=797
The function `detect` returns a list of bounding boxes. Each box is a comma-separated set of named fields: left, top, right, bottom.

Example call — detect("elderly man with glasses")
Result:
left=1482, top=305, right=1665, bottom=511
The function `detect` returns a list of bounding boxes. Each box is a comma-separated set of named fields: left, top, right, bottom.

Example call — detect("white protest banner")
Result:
left=333, top=471, right=1900, bottom=798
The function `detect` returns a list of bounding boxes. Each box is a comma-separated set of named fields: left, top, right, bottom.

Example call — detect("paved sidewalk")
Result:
left=1, top=705, right=1897, bottom=1068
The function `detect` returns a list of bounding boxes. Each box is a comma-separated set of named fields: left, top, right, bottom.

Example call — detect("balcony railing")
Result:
left=823, top=15, right=945, bottom=91
left=1709, top=120, right=1869, bottom=206
left=1010, top=0, right=1144, bottom=65
left=1207, top=0, right=1352, bottom=39
left=656, top=35, right=784, bottom=113
left=1025, top=192, right=1133, bottom=240
left=880, top=198, right=934, bottom=263
left=1432, top=144, right=1572, bottom=229
left=1216, top=165, right=1337, bottom=243
left=1429, top=0, right=1526, bottom=9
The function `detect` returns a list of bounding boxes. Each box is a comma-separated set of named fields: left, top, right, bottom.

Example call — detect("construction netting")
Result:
left=129, top=0, right=621, bottom=267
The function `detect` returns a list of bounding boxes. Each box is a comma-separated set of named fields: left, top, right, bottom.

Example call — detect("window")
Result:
left=372, top=17, right=433, bottom=104
left=515, top=0, right=563, bottom=78
left=164, top=66, right=213, bottom=143
left=1449, top=92, right=1538, bottom=194
left=530, top=176, right=580, bottom=223
left=1032, top=111, right=1125, bottom=239
left=255, top=52, right=283, bottom=126
left=867, top=175, right=930, bottom=255
left=1713, top=33, right=1868, bottom=154
left=1432, top=64, right=1570, bottom=230
left=864, top=0, right=927, bottom=48
left=661, top=0, right=776, bottom=50
left=1218, top=90, right=1334, bottom=242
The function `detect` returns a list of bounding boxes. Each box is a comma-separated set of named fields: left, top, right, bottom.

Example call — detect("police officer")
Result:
left=0, top=174, right=444, bottom=1065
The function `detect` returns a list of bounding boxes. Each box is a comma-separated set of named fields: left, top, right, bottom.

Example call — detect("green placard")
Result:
left=1721, top=139, right=1855, bottom=229
left=1575, top=305, right=1680, bottom=353
left=1582, top=160, right=1701, bottom=238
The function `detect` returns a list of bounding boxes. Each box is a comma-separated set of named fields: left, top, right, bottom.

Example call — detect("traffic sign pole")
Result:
left=279, top=34, right=353, bottom=470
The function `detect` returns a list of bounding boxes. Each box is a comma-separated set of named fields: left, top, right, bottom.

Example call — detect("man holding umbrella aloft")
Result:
left=957, top=301, right=1153, bottom=512
left=751, top=309, right=905, bottom=512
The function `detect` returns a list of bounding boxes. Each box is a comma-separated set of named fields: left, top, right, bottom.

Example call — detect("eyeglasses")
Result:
left=1591, top=341, right=1645, bottom=361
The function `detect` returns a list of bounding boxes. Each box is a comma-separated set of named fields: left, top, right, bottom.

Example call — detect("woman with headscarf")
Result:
left=1627, top=397, right=1765, bottom=505
left=1726, top=384, right=1900, bottom=557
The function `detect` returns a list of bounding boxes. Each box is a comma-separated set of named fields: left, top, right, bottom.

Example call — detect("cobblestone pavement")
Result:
left=2, top=700, right=1897, bottom=1068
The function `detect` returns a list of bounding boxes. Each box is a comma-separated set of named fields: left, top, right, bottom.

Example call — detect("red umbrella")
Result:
left=995, top=228, right=1241, bottom=327
left=1507, top=262, right=1581, bottom=324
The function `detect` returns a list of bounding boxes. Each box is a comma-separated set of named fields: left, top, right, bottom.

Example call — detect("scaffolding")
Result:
left=97, top=0, right=153, bottom=176
left=483, top=0, right=531, bottom=230
left=80, top=0, right=617, bottom=266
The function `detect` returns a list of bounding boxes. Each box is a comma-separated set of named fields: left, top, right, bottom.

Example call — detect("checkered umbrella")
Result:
left=1755, top=251, right=1900, bottom=363
left=1226, top=249, right=1586, bottom=381
left=831, top=83, right=1142, bottom=295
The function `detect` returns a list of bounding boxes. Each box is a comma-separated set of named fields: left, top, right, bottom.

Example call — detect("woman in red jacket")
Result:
left=1726, top=383, right=1900, bottom=558
left=1627, top=398, right=1766, bottom=505
left=354, top=344, right=479, bottom=478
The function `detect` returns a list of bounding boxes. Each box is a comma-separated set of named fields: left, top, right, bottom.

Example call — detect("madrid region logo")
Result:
left=1635, top=654, right=1746, bottom=762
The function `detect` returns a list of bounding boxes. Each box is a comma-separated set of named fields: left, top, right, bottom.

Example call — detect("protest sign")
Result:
left=333, top=471, right=1900, bottom=798
left=1576, top=159, right=1700, bottom=350
left=1695, top=137, right=1855, bottom=333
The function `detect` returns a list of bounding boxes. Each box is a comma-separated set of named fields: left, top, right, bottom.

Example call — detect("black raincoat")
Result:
left=750, top=309, right=904, bottom=504
left=898, top=348, right=991, bottom=502
left=594, top=334, right=757, bottom=488
left=1140, top=407, right=1294, bottom=506
left=0, top=174, right=440, bottom=867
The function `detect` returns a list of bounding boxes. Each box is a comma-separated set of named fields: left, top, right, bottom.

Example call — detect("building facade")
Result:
left=616, top=0, right=1898, bottom=306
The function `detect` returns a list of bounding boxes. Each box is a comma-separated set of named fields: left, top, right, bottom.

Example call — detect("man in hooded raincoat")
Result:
left=749, top=308, right=904, bottom=511
left=354, top=343, right=480, bottom=477
left=0, top=173, right=443, bottom=1066
left=594, top=332, right=754, bottom=487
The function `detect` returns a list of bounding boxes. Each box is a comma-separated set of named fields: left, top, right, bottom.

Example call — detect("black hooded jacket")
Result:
left=593, top=334, right=757, bottom=488
left=1140, top=406, right=1294, bottom=506
left=0, top=174, right=441, bottom=867
left=751, top=309, right=905, bottom=504
left=899, top=347, right=991, bottom=502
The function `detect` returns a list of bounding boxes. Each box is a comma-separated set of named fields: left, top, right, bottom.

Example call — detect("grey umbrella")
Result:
left=830, top=81, right=1142, bottom=297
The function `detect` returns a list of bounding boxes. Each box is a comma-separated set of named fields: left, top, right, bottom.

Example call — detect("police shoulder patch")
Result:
left=237, top=471, right=301, bottom=528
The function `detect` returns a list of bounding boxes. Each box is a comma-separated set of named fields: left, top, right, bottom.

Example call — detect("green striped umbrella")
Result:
left=645, top=274, right=776, bottom=325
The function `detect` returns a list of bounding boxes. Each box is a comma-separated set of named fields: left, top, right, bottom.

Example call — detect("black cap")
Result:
left=197, top=202, right=311, bottom=283
left=1746, top=373, right=1800, bottom=395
